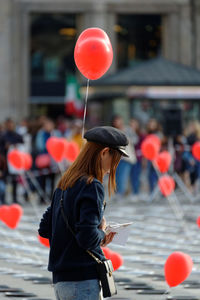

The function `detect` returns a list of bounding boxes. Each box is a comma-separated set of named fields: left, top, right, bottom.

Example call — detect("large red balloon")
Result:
left=38, top=234, right=50, bottom=248
left=192, top=141, right=200, bottom=160
left=74, top=27, right=113, bottom=80
left=0, top=204, right=23, bottom=229
left=7, top=150, right=24, bottom=170
left=155, top=151, right=172, bottom=173
left=22, top=153, right=33, bottom=171
left=35, top=154, right=51, bottom=169
left=46, top=137, right=67, bottom=162
left=65, top=141, right=80, bottom=162
left=165, top=252, right=193, bottom=287
left=158, top=175, right=175, bottom=197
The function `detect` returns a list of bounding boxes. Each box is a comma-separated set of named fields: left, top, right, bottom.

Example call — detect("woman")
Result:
left=38, top=126, right=129, bottom=300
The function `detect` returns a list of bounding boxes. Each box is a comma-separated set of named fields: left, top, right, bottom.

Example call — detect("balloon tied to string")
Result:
left=74, top=27, right=113, bottom=138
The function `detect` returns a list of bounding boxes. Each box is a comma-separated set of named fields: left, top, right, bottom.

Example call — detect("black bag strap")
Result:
left=60, top=190, right=103, bottom=264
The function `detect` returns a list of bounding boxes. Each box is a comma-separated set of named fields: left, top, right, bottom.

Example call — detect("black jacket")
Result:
left=38, top=177, right=106, bottom=283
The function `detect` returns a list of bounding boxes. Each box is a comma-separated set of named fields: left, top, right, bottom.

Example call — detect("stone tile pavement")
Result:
left=0, top=193, right=200, bottom=300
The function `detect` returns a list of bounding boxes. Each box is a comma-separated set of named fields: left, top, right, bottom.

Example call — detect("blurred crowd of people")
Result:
left=0, top=114, right=200, bottom=205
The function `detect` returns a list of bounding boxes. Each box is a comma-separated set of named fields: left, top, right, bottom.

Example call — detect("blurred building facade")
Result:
left=0, top=0, right=200, bottom=121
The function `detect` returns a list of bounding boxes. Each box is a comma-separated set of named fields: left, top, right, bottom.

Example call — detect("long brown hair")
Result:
left=57, top=141, right=121, bottom=196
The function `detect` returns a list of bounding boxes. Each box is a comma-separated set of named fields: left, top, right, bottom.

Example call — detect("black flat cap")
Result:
left=84, top=126, right=129, bottom=157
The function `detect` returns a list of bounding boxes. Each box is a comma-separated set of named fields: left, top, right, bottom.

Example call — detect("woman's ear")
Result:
left=101, top=147, right=110, bottom=157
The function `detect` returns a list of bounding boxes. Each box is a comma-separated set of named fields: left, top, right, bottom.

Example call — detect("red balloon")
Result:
left=0, top=204, right=23, bottom=229
left=21, top=153, right=33, bottom=171
left=192, top=142, right=200, bottom=160
left=158, top=175, right=175, bottom=197
left=65, top=141, right=80, bottom=162
left=101, top=247, right=112, bottom=259
left=74, top=27, right=113, bottom=80
left=38, top=235, right=50, bottom=248
left=46, top=137, right=67, bottom=162
left=155, top=151, right=171, bottom=173
left=35, top=154, right=51, bottom=169
left=196, top=216, right=200, bottom=228
left=110, top=252, right=123, bottom=271
left=141, top=139, right=160, bottom=161
left=146, top=134, right=161, bottom=148
left=165, top=252, right=193, bottom=287
left=7, top=150, right=24, bottom=170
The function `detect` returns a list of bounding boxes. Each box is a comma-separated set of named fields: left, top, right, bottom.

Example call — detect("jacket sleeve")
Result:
left=75, top=181, right=105, bottom=250
left=38, top=205, right=52, bottom=238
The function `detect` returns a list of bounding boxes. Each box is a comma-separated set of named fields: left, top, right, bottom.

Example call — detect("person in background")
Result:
left=0, top=151, right=7, bottom=205
left=129, top=118, right=146, bottom=196
left=111, top=115, right=136, bottom=199
left=0, top=118, right=24, bottom=203
left=70, top=119, right=84, bottom=150
left=35, top=118, right=61, bottom=204
left=38, top=126, right=129, bottom=300
left=182, top=120, right=200, bottom=193
left=146, top=118, right=163, bottom=193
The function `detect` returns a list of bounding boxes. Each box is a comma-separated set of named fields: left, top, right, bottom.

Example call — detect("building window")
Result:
left=30, top=13, right=77, bottom=96
left=116, top=14, right=162, bottom=69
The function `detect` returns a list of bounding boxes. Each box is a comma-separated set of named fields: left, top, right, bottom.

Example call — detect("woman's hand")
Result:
left=100, top=232, right=116, bottom=247
left=99, top=216, right=106, bottom=231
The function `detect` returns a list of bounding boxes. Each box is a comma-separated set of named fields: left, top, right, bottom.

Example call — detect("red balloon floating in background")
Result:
left=35, top=154, right=51, bottom=169
left=46, top=137, right=66, bottom=162
left=74, top=27, right=113, bottom=80
left=101, top=247, right=123, bottom=271
left=164, top=252, right=193, bottom=287
left=155, top=151, right=172, bottom=173
left=22, top=153, right=33, bottom=171
left=102, top=247, right=112, bottom=259
left=196, top=216, right=200, bottom=228
left=7, top=150, right=24, bottom=170
left=192, top=141, right=200, bottom=160
left=38, top=235, right=50, bottom=248
left=110, top=251, right=123, bottom=271
left=65, top=141, right=80, bottom=162
left=145, top=134, right=161, bottom=148
left=141, top=136, right=160, bottom=161
left=158, top=175, right=175, bottom=197
left=0, top=204, right=23, bottom=229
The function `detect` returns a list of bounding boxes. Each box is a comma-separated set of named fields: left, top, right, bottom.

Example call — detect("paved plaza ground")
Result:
left=0, top=190, right=200, bottom=300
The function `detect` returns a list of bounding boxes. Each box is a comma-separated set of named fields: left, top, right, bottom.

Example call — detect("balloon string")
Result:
left=82, top=79, right=90, bottom=139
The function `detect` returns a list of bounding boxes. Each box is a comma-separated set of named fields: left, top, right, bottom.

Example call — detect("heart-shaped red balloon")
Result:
left=38, top=234, right=50, bottom=248
left=7, top=150, right=24, bottom=170
left=101, top=247, right=123, bottom=271
left=64, top=141, right=80, bottom=162
left=165, top=251, right=193, bottom=287
left=192, top=141, right=200, bottom=161
left=101, top=247, right=112, bottom=259
left=196, top=216, right=200, bottom=228
left=22, top=152, right=33, bottom=171
left=46, top=137, right=67, bottom=162
left=158, top=175, right=175, bottom=197
left=110, top=251, right=123, bottom=271
left=155, top=151, right=172, bottom=173
left=0, top=204, right=23, bottom=229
